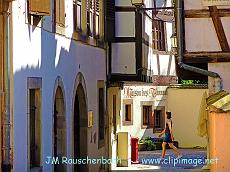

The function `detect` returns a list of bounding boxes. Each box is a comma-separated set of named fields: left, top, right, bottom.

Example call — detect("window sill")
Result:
left=55, top=25, right=65, bottom=35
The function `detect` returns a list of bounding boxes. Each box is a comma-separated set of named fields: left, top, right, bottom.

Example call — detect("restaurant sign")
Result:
left=123, top=86, right=167, bottom=98
left=202, top=0, right=230, bottom=6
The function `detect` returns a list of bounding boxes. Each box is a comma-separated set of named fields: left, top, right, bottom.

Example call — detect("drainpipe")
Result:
left=2, top=1, right=11, bottom=171
left=176, top=0, right=222, bottom=169
left=176, top=0, right=222, bottom=93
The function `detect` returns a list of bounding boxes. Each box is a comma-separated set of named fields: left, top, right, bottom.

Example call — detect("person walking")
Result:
left=159, top=111, right=182, bottom=160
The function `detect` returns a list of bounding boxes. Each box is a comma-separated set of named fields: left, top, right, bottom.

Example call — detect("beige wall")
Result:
left=108, top=87, right=121, bottom=170
left=167, top=88, right=207, bottom=148
left=209, top=112, right=230, bottom=172
left=209, top=63, right=230, bottom=93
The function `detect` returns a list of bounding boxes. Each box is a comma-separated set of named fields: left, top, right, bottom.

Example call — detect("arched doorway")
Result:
left=54, top=86, right=66, bottom=172
left=73, top=83, right=88, bottom=172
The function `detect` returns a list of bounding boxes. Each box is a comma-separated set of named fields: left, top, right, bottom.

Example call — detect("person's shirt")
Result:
left=165, top=118, right=172, bottom=133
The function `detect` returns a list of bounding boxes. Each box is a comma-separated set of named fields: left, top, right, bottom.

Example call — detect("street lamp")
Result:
left=131, top=0, right=144, bottom=8
left=170, top=32, right=177, bottom=48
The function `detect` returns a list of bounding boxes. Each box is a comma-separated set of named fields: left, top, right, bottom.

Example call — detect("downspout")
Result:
left=2, top=1, right=11, bottom=171
left=176, top=0, right=222, bottom=93
left=176, top=0, right=222, bottom=168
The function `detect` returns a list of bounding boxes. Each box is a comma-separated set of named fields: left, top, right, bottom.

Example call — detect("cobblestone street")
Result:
left=113, top=149, right=210, bottom=171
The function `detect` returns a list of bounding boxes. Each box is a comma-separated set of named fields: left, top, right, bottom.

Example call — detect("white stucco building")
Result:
left=9, top=0, right=107, bottom=172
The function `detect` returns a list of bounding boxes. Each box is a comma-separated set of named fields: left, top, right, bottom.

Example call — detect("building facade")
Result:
left=177, top=0, right=230, bottom=93
left=107, top=0, right=177, bottom=169
left=10, top=0, right=107, bottom=172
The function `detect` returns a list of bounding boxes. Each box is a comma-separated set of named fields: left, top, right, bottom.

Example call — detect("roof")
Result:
left=207, top=90, right=230, bottom=112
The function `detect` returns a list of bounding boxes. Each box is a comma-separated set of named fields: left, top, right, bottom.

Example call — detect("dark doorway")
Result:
left=73, top=84, right=88, bottom=172
left=54, top=86, right=66, bottom=172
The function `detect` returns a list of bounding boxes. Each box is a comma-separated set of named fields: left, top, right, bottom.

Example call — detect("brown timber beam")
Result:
left=184, top=51, right=230, bottom=63
left=185, top=9, right=230, bottom=18
left=209, top=6, right=230, bottom=51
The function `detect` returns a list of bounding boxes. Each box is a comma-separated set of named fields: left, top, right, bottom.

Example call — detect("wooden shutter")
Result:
left=105, top=0, right=115, bottom=41
left=29, top=0, right=51, bottom=16
left=59, top=0, right=65, bottom=26
left=55, top=0, right=60, bottom=24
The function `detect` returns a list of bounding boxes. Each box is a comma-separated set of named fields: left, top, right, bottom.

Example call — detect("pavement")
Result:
left=112, top=149, right=210, bottom=172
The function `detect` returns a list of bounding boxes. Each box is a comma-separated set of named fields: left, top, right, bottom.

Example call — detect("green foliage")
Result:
left=143, top=138, right=156, bottom=151
left=181, top=79, right=201, bottom=85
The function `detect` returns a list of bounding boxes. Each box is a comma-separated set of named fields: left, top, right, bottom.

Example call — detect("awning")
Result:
left=207, top=90, right=230, bottom=112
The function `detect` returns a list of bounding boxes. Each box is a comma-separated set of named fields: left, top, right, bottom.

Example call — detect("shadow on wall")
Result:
left=13, top=21, right=87, bottom=171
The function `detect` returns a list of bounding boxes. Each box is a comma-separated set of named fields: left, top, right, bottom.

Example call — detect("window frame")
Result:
left=152, top=19, right=166, bottom=51
left=73, top=0, right=82, bottom=32
left=153, top=106, right=165, bottom=132
left=142, top=105, right=152, bottom=127
left=122, top=99, right=133, bottom=126
left=140, top=101, right=154, bottom=129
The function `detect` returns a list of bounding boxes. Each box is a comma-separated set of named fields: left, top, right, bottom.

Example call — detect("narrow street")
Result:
left=113, top=149, right=209, bottom=171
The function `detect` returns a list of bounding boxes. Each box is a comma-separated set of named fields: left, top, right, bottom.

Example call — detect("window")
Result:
left=87, top=0, right=100, bottom=37
left=152, top=20, right=166, bottom=51
left=87, top=0, right=93, bottom=36
left=55, top=0, right=65, bottom=27
left=143, top=106, right=154, bottom=128
left=73, top=0, right=82, bottom=31
left=125, top=104, right=131, bottom=121
left=29, top=89, right=41, bottom=168
left=122, top=99, right=133, bottom=125
left=154, top=109, right=164, bottom=129
left=94, top=0, right=100, bottom=36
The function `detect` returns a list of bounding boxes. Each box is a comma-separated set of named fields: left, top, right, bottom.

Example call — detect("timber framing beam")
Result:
left=185, top=9, right=230, bottom=18
left=209, top=6, right=230, bottom=51
left=184, top=52, right=230, bottom=63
